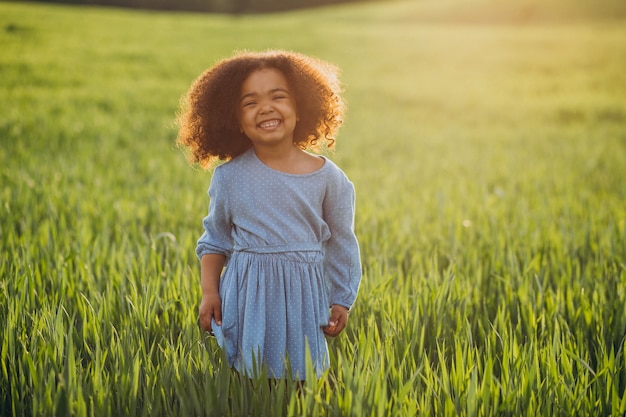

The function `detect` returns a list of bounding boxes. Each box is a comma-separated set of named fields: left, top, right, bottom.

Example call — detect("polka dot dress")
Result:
left=196, top=148, right=361, bottom=379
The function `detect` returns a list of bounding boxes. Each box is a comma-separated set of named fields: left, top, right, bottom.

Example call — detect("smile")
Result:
left=258, top=119, right=281, bottom=129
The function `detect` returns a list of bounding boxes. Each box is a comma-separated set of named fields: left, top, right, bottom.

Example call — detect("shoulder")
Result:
left=209, top=150, right=255, bottom=193
left=319, top=156, right=356, bottom=201
left=321, top=156, right=352, bottom=184
left=214, top=148, right=255, bottom=177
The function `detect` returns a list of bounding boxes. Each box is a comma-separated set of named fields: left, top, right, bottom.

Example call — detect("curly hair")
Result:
left=176, top=50, right=346, bottom=169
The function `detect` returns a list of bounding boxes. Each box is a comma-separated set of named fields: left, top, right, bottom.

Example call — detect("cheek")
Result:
left=289, top=99, right=298, bottom=115
left=238, top=110, right=252, bottom=128
left=234, top=111, right=244, bottom=132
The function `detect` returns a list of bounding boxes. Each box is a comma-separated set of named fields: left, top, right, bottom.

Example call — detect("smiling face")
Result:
left=238, top=68, right=298, bottom=150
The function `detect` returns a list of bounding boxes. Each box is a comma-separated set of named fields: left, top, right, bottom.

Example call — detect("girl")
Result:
left=177, top=50, right=361, bottom=380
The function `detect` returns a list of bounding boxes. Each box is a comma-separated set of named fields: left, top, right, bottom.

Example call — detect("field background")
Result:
left=1, top=0, right=625, bottom=415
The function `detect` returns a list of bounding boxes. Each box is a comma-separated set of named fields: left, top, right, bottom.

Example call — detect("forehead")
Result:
left=240, top=68, right=289, bottom=93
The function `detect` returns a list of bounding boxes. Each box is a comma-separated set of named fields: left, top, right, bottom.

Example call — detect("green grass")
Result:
left=1, top=0, right=625, bottom=415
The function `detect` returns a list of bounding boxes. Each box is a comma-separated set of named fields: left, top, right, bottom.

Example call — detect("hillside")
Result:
left=312, top=0, right=626, bottom=24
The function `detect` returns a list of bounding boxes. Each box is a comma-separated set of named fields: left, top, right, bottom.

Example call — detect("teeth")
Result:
left=259, top=120, right=280, bottom=128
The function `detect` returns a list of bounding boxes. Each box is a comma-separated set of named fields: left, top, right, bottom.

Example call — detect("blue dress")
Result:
left=196, top=148, right=361, bottom=379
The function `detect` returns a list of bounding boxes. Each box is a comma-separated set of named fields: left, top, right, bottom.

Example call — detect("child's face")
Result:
left=238, top=68, right=298, bottom=149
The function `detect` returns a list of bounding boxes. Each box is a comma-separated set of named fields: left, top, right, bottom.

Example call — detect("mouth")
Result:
left=258, top=119, right=282, bottom=129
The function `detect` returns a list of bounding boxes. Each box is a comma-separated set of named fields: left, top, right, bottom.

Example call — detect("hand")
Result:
left=323, top=304, right=349, bottom=337
left=198, top=292, right=222, bottom=334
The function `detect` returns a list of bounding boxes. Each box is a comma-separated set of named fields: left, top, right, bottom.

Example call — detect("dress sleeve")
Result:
left=196, top=166, right=233, bottom=259
left=323, top=170, right=362, bottom=309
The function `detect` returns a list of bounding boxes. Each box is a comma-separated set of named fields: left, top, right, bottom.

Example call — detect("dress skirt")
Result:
left=211, top=243, right=331, bottom=380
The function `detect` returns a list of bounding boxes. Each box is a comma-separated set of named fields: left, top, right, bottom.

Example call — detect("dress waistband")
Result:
left=233, top=243, right=323, bottom=254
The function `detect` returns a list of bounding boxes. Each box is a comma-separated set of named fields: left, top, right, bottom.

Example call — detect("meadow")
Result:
left=1, top=0, right=625, bottom=415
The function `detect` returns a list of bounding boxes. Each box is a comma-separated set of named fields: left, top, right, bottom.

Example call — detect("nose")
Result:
left=260, top=101, right=274, bottom=114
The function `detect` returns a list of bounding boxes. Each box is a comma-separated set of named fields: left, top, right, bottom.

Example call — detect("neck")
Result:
left=253, top=142, right=299, bottom=164
left=252, top=144, right=324, bottom=175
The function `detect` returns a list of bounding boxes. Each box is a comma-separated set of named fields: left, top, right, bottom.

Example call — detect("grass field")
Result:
left=1, top=0, right=625, bottom=415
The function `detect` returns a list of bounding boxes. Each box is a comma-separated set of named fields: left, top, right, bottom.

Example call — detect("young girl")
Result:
left=177, top=50, right=361, bottom=380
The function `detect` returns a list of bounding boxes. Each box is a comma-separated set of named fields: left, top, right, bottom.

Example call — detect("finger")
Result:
left=198, top=310, right=213, bottom=332
left=334, top=318, right=346, bottom=334
left=213, top=304, right=222, bottom=326
left=323, top=319, right=344, bottom=337
left=331, top=312, right=349, bottom=336
left=322, top=319, right=334, bottom=336
left=332, top=309, right=347, bottom=327
left=323, top=324, right=342, bottom=337
left=202, top=316, right=213, bottom=333
left=327, top=312, right=341, bottom=328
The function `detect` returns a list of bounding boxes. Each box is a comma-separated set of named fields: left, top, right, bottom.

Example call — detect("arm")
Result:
left=196, top=167, right=232, bottom=333
left=322, top=170, right=362, bottom=337
left=196, top=167, right=233, bottom=260
left=198, top=253, right=226, bottom=332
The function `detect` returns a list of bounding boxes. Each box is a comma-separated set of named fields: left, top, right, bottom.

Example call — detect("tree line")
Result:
left=34, top=0, right=371, bottom=13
